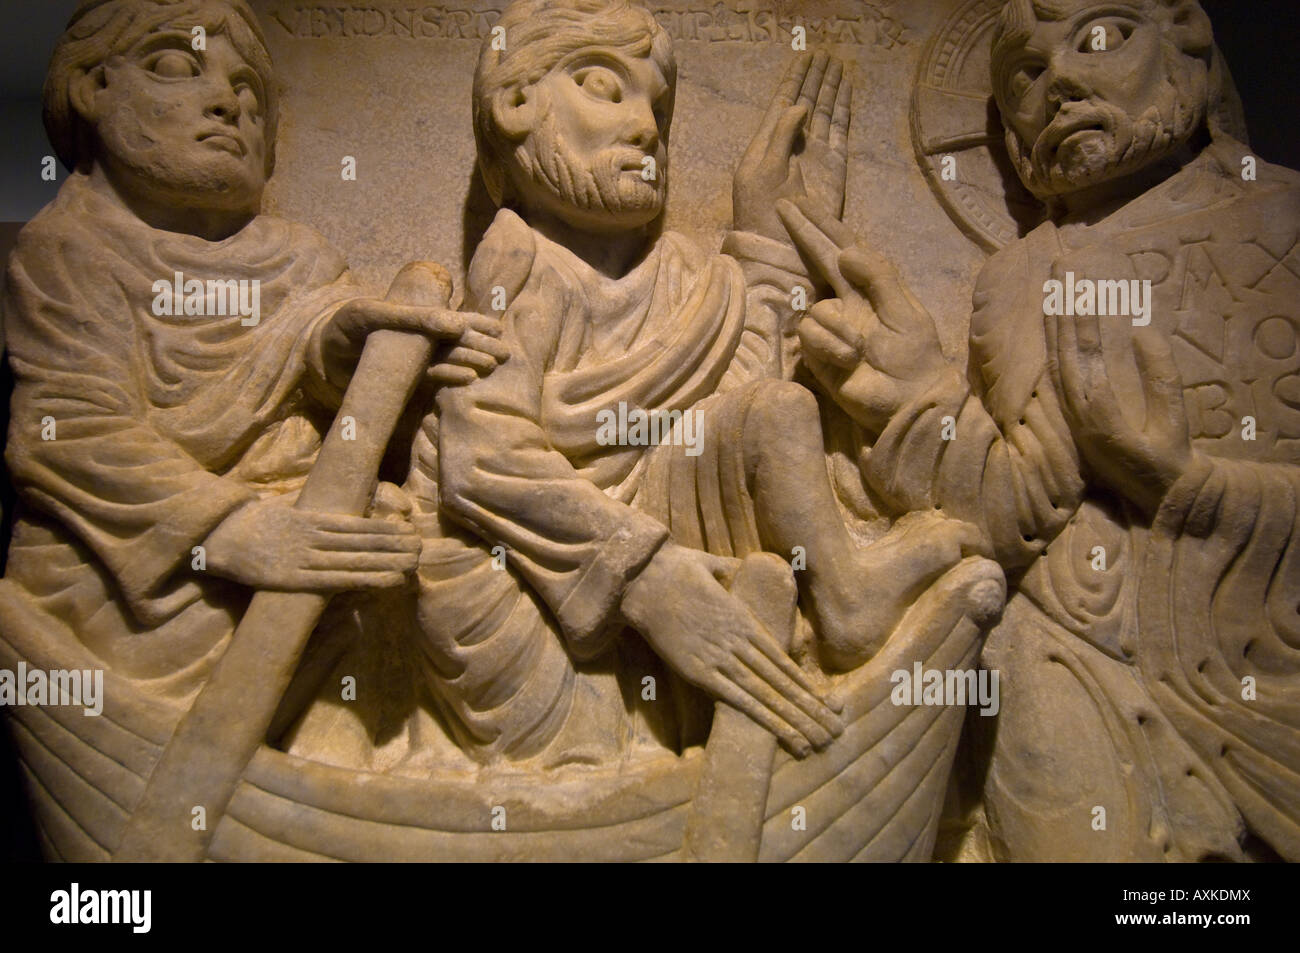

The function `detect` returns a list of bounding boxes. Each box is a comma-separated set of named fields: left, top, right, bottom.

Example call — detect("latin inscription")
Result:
left=267, top=2, right=905, bottom=47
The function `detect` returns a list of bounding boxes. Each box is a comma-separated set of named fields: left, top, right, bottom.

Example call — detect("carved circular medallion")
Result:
left=910, top=0, right=1043, bottom=253
left=911, top=0, right=1250, bottom=254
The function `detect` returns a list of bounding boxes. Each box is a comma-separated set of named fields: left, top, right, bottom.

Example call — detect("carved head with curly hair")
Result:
left=990, top=0, right=1229, bottom=200
left=44, top=0, right=278, bottom=218
left=473, top=0, right=677, bottom=232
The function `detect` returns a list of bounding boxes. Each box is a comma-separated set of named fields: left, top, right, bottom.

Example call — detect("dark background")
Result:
left=1, top=0, right=1299, bottom=862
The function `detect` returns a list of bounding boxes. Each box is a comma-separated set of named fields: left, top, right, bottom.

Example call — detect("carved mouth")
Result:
left=198, top=131, right=246, bottom=157
left=1041, top=109, right=1111, bottom=153
left=610, top=149, right=651, bottom=173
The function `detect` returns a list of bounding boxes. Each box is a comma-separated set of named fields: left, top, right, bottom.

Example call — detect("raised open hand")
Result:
left=734, top=51, right=852, bottom=243
left=777, top=197, right=949, bottom=435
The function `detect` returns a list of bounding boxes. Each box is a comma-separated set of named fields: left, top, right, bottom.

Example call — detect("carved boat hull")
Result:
left=0, top=561, right=992, bottom=863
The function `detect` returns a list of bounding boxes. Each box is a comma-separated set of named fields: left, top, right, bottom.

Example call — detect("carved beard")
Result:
left=1007, top=47, right=1206, bottom=199
left=513, top=110, right=665, bottom=218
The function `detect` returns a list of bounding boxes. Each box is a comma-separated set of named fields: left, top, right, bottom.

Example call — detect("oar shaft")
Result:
left=114, top=268, right=445, bottom=862
left=682, top=554, right=799, bottom=862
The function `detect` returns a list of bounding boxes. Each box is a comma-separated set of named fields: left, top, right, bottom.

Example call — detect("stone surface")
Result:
left=0, top=0, right=1296, bottom=864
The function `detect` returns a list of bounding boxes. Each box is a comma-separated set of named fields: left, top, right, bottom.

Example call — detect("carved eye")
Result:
left=232, top=73, right=265, bottom=119
left=574, top=67, right=623, bottom=103
left=147, top=50, right=200, bottom=79
left=235, top=84, right=263, bottom=120
left=1077, top=18, right=1134, bottom=54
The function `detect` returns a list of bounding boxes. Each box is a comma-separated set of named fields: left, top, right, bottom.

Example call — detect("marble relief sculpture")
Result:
left=784, top=0, right=1300, bottom=861
left=0, top=0, right=1295, bottom=864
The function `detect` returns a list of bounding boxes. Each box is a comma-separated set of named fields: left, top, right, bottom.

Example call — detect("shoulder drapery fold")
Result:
left=439, top=209, right=747, bottom=654
left=3, top=173, right=358, bottom=623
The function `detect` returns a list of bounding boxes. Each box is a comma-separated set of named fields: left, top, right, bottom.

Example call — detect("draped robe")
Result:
left=404, top=208, right=809, bottom=766
left=860, top=139, right=1300, bottom=861
left=1, top=172, right=359, bottom=702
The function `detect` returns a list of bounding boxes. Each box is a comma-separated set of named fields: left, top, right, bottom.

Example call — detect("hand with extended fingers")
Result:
left=734, top=51, right=853, bottom=244
left=323, top=297, right=509, bottom=388
left=202, top=496, right=421, bottom=592
left=1044, top=307, right=1193, bottom=516
left=777, top=197, right=951, bottom=436
left=315, top=261, right=510, bottom=392
left=621, top=542, right=844, bottom=759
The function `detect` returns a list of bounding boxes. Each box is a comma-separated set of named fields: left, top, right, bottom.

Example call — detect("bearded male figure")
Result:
left=784, top=0, right=1300, bottom=861
left=385, top=0, right=997, bottom=770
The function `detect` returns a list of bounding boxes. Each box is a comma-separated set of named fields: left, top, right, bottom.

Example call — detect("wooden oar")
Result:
left=113, top=263, right=450, bottom=862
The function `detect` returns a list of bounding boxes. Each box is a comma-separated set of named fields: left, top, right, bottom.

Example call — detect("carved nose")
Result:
left=1045, top=70, right=1091, bottom=120
left=627, top=106, right=660, bottom=153
left=206, top=86, right=242, bottom=124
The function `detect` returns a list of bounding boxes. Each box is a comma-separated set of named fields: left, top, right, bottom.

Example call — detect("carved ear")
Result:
left=68, top=65, right=107, bottom=126
left=491, top=84, right=537, bottom=142
left=1160, top=0, right=1214, bottom=59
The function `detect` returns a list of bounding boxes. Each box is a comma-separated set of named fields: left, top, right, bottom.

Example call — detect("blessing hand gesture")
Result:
left=734, top=52, right=852, bottom=243
left=778, top=197, right=950, bottom=436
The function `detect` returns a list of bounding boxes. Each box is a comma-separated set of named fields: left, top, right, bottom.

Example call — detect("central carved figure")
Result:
left=376, top=0, right=999, bottom=767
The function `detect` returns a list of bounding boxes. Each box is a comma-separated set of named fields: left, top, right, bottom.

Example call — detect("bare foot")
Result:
left=807, top=513, right=987, bottom=672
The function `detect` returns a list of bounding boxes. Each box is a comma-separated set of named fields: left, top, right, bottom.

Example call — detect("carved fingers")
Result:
left=202, top=501, right=420, bottom=592
left=705, top=618, right=845, bottom=757
left=792, top=52, right=850, bottom=219
left=1046, top=309, right=1125, bottom=439
left=622, top=543, right=842, bottom=757
left=795, top=50, right=830, bottom=115
left=779, top=197, right=947, bottom=430
left=1045, top=311, right=1192, bottom=514
left=328, top=298, right=509, bottom=389
left=1133, top=329, right=1190, bottom=447
left=752, top=51, right=813, bottom=148
left=279, top=511, right=420, bottom=592
left=776, top=197, right=854, bottom=296
left=801, top=299, right=866, bottom=368
left=430, top=317, right=511, bottom=386
left=426, top=364, right=481, bottom=388
left=809, top=56, right=842, bottom=144
left=735, top=51, right=852, bottom=238
left=837, top=246, right=933, bottom=339
left=828, top=63, right=853, bottom=157
left=715, top=641, right=842, bottom=756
